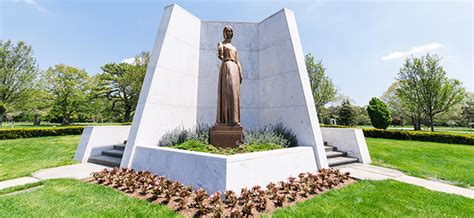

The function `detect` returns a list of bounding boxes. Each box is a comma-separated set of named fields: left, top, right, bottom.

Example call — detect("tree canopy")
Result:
left=396, top=54, right=465, bottom=131
left=305, top=53, right=337, bottom=113
left=98, top=52, right=149, bottom=122
left=0, top=40, right=38, bottom=125
left=44, top=64, right=91, bottom=125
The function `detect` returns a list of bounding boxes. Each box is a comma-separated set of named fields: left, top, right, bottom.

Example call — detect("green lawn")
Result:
left=0, top=135, right=80, bottom=181
left=271, top=180, right=473, bottom=217
left=0, top=179, right=179, bottom=217
left=367, top=138, right=474, bottom=187
left=1, top=179, right=472, bottom=217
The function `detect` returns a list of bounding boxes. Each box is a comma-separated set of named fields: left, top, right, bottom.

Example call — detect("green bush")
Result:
left=367, top=97, right=391, bottom=129
left=0, top=127, right=84, bottom=140
left=320, top=124, right=348, bottom=128
left=362, top=128, right=474, bottom=145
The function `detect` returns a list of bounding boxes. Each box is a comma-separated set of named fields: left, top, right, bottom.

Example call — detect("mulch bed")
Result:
left=89, top=168, right=354, bottom=217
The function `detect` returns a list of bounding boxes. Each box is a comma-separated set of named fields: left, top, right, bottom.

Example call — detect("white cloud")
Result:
left=25, top=0, right=47, bottom=13
left=121, top=57, right=135, bottom=64
left=382, top=43, right=444, bottom=60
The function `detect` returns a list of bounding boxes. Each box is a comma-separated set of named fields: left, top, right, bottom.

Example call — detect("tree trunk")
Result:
left=0, top=112, right=3, bottom=127
left=34, top=113, right=41, bottom=126
left=124, top=106, right=131, bottom=122
left=412, top=116, right=421, bottom=130
left=430, top=115, right=435, bottom=132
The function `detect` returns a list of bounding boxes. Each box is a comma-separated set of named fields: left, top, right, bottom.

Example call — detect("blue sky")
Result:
left=1, top=0, right=472, bottom=105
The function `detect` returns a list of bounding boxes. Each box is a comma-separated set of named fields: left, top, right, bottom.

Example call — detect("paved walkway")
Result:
left=0, top=163, right=108, bottom=190
left=336, top=163, right=474, bottom=199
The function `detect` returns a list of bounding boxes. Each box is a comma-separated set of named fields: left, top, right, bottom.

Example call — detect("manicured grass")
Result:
left=0, top=181, right=44, bottom=195
left=2, top=180, right=472, bottom=217
left=367, top=138, right=474, bottom=187
left=271, top=180, right=474, bottom=217
left=0, top=179, right=179, bottom=217
left=0, top=135, right=80, bottom=181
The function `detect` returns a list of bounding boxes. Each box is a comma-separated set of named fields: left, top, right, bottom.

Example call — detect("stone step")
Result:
left=325, top=146, right=336, bottom=152
left=326, top=151, right=346, bottom=158
left=114, top=144, right=125, bottom=151
left=327, top=157, right=358, bottom=167
left=102, top=149, right=124, bottom=158
left=88, top=155, right=121, bottom=167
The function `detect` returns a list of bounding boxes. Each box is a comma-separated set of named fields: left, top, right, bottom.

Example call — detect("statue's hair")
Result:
left=223, top=26, right=233, bottom=39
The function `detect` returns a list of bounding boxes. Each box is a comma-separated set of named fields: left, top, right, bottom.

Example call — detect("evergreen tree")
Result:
left=338, top=99, right=357, bottom=126
left=367, top=97, right=392, bottom=129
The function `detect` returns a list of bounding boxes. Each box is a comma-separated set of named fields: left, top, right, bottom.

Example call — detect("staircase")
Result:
left=88, top=141, right=126, bottom=167
left=324, top=142, right=358, bottom=167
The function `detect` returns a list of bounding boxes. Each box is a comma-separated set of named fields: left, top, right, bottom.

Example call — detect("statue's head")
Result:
left=223, top=26, right=233, bottom=40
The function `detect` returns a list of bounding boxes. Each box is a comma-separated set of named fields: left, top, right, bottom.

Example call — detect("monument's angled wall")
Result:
left=122, top=4, right=201, bottom=167
left=197, top=21, right=260, bottom=129
left=257, top=9, right=328, bottom=168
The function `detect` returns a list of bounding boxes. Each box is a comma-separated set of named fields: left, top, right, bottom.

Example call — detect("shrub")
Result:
left=159, top=124, right=210, bottom=146
left=367, top=97, right=391, bottom=129
left=362, top=128, right=474, bottom=145
left=172, top=140, right=219, bottom=153
left=0, top=126, right=84, bottom=140
left=244, top=123, right=298, bottom=147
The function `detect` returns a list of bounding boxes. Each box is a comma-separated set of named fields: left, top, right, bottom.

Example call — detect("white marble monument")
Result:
left=75, top=4, right=371, bottom=193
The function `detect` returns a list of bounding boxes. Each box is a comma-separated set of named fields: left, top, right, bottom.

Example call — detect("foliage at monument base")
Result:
left=170, top=140, right=283, bottom=155
left=90, top=168, right=352, bottom=217
left=0, top=127, right=84, bottom=140
left=159, top=123, right=298, bottom=148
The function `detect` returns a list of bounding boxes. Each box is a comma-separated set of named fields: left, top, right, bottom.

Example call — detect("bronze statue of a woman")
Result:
left=210, top=26, right=244, bottom=148
left=216, top=26, right=243, bottom=125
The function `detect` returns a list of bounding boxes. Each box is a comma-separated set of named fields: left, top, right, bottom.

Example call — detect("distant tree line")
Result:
left=306, top=53, right=470, bottom=131
left=1, top=40, right=470, bottom=131
left=0, top=40, right=150, bottom=126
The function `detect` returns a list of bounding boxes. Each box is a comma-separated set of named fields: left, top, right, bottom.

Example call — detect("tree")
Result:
left=354, top=105, right=371, bottom=125
left=337, top=99, right=357, bottom=126
left=0, top=40, right=38, bottom=126
left=396, top=54, right=465, bottom=131
left=99, top=52, right=149, bottom=122
left=367, top=97, right=392, bottom=129
left=44, top=64, right=91, bottom=125
left=461, top=92, right=474, bottom=127
left=305, top=53, right=337, bottom=114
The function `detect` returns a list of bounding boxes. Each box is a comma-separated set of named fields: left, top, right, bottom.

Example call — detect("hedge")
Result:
left=362, top=128, right=474, bottom=145
left=0, top=127, right=84, bottom=140
left=320, top=125, right=474, bottom=145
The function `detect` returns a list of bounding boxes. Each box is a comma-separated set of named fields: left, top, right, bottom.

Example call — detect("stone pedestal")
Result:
left=210, top=124, right=244, bottom=148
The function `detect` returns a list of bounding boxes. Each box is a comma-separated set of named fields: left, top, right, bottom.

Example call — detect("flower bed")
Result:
left=90, top=168, right=352, bottom=217
left=169, top=140, right=283, bottom=155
